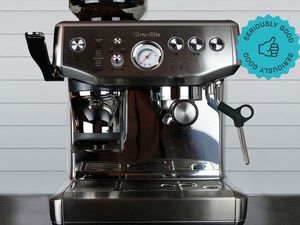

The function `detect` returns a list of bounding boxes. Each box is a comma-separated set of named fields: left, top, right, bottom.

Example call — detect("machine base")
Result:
left=50, top=180, right=247, bottom=225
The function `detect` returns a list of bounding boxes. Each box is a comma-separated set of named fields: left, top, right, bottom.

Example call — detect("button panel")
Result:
left=59, top=21, right=238, bottom=86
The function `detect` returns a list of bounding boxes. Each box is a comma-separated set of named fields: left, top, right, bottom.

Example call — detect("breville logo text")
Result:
left=133, top=31, right=161, bottom=38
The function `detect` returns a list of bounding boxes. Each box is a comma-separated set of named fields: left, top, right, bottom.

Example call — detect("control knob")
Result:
left=113, top=37, right=123, bottom=46
left=188, top=37, right=205, bottom=52
left=209, top=37, right=225, bottom=51
left=111, top=54, right=124, bottom=68
left=168, top=37, right=185, bottom=52
left=70, top=37, right=86, bottom=53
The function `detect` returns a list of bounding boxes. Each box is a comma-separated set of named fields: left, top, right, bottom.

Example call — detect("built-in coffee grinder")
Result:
left=25, top=1, right=254, bottom=225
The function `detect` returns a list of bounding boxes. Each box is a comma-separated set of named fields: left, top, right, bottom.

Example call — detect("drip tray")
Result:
left=57, top=180, right=247, bottom=224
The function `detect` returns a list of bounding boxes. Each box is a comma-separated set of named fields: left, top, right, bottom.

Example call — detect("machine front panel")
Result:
left=55, top=21, right=239, bottom=86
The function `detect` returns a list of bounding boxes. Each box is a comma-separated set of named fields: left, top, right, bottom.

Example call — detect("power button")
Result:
left=69, top=37, right=86, bottom=53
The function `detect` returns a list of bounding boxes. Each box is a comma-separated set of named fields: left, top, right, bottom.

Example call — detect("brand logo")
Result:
left=133, top=31, right=161, bottom=38
left=237, top=15, right=300, bottom=79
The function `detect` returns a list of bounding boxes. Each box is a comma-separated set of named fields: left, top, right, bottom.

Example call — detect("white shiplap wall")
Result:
left=0, top=0, right=300, bottom=194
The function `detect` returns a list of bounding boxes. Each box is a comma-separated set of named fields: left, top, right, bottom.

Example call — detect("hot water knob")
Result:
left=111, top=54, right=124, bottom=67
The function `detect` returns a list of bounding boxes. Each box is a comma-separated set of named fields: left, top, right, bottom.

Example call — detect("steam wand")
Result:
left=205, top=83, right=254, bottom=165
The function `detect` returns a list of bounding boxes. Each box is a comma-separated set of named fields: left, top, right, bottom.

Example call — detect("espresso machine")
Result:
left=25, top=1, right=254, bottom=225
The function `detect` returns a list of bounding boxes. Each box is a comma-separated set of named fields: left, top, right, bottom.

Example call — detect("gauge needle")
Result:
left=140, top=52, right=152, bottom=64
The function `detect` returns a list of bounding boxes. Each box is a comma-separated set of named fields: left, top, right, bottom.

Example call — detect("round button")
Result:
left=168, top=37, right=185, bottom=52
left=111, top=54, right=124, bottom=68
left=70, top=37, right=86, bottom=53
left=113, top=37, right=123, bottom=46
left=209, top=37, right=225, bottom=51
left=188, top=36, right=205, bottom=53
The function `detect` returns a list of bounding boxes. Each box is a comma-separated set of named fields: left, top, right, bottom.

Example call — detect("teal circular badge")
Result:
left=237, top=15, right=300, bottom=79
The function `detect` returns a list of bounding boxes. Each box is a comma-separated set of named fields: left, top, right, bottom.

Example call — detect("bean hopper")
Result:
left=25, top=1, right=254, bottom=225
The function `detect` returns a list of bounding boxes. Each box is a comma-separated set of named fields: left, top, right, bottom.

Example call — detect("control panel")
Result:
left=54, top=21, right=240, bottom=87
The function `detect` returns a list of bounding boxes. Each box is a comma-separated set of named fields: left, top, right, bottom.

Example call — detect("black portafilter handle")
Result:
left=217, top=102, right=254, bottom=127
left=25, top=32, right=63, bottom=81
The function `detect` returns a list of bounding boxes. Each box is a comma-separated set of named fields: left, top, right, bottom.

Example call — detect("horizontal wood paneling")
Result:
left=0, top=81, right=67, bottom=103
left=148, top=1, right=300, bottom=11
left=0, top=58, right=44, bottom=80
left=225, top=149, right=300, bottom=171
left=225, top=81, right=300, bottom=103
left=225, top=126, right=300, bottom=149
left=0, top=126, right=68, bottom=149
left=0, top=104, right=68, bottom=125
left=0, top=149, right=67, bottom=171
left=226, top=172, right=300, bottom=194
left=0, top=35, right=53, bottom=57
left=0, top=0, right=68, bottom=10
left=144, top=11, right=300, bottom=29
left=2, top=0, right=300, bottom=11
left=0, top=172, right=68, bottom=194
left=1, top=11, right=300, bottom=33
left=228, top=65, right=300, bottom=80
left=225, top=104, right=300, bottom=126
left=0, top=12, right=75, bottom=34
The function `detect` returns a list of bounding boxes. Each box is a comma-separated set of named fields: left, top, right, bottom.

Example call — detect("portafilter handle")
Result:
left=25, top=32, right=63, bottom=81
left=161, top=100, right=199, bottom=126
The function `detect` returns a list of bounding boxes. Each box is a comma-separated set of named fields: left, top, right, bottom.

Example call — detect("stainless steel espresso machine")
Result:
left=25, top=1, right=254, bottom=225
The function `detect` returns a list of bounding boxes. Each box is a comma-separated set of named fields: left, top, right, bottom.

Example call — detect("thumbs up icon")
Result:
left=258, top=37, right=279, bottom=57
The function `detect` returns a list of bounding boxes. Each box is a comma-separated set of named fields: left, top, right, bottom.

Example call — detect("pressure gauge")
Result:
left=131, top=41, right=164, bottom=71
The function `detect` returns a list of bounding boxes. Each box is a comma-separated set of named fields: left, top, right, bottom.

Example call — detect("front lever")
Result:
left=25, top=32, right=63, bottom=81
left=218, top=103, right=254, bottom=165
left=206, top=83, right=254, bottom=165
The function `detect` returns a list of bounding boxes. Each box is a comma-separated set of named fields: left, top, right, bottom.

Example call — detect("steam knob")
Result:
left=170, top=100, right=198, bottom=126
left=111, top=54, right=124, bottom=67
left=209, top=37, right=225, bottom=51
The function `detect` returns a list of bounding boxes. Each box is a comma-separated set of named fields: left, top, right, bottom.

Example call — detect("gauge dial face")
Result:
left=131, top=41, right=164, bottom=70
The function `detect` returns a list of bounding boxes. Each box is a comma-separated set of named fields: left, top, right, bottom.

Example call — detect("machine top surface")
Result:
left=53, top=20, right=240, bottom=87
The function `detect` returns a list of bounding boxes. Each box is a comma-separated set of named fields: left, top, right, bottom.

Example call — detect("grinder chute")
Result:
left=69, top=0, right=147, bottom=20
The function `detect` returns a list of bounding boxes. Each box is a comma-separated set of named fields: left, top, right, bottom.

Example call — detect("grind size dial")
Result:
left=131, top=41, right=164, bottom=71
